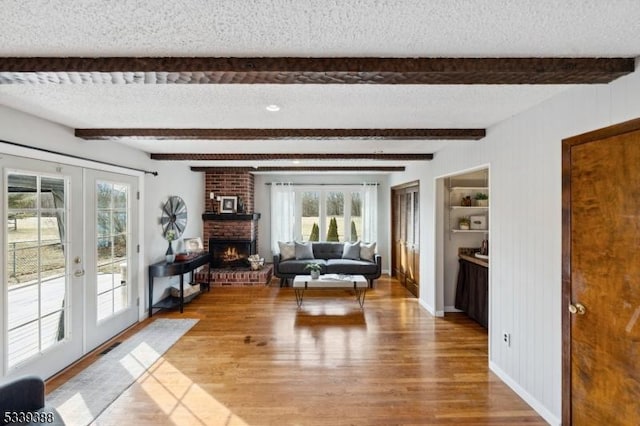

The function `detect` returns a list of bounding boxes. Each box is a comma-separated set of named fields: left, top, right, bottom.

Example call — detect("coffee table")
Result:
left=292, top=274, right=368, bottom=308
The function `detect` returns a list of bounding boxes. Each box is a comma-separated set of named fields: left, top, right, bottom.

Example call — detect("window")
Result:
left=301, top=191, right=319, bottom=241
left=350, top=192, right=362, bottom=242
left=6, top=173, right=68, bottom=367
left=96, top=181, right=129, bottom=321
left=325, top=192, right=344, bottom=241
left=293, top=185, right=376, bottom=243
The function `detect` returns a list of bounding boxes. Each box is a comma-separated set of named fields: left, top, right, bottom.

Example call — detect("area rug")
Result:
left=47, top=318, right=198, bottom=426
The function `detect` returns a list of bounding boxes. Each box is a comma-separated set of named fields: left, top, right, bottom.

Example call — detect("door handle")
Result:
left=73, top=256, right=85, bottom=277
left=568, top=303, right=586, bottom=315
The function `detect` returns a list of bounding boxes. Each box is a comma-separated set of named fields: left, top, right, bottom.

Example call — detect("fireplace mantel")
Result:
left=202, top=212, right=261, bottom=221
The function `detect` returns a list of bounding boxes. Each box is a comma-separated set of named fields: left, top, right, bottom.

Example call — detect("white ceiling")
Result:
left=1, top=0, right=640, bottom=168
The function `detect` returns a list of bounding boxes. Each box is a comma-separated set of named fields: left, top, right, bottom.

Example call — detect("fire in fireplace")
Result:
left=209, top=238, right=256, bottom=268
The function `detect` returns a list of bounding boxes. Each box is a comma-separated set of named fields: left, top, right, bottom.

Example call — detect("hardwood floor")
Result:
left=47, top=276, right=546, bottom=425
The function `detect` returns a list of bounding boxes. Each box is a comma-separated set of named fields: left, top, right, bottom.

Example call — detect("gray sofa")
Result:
left=273, top=242, right=381, bottom=288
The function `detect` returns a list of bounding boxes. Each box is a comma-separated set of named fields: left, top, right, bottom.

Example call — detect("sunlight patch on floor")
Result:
left=135, top=357, right=249, bottom=426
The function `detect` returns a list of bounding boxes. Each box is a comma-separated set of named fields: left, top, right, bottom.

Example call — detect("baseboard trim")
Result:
left=418, top=298, right=434, bottom=315
left=417, top=299, right=444, bottom=317
left=444, top=305, right=463, bottom=313
left=489, top=361, right=561, bottom=426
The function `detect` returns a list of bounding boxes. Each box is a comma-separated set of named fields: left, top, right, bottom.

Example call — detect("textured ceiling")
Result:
left=2, top=1, right=640, bottom=57
left=1, top=0, right=640, bottom=169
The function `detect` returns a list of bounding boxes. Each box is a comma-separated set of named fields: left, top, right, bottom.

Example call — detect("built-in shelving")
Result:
left=448, top=185, right=489, bottom=233
left=450, top=206, right=489, bottom=210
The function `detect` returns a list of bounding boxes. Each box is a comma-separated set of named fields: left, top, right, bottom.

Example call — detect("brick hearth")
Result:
left=195, top=265, right=273, bottom=287
left=212, top=265, right=273, bottom=287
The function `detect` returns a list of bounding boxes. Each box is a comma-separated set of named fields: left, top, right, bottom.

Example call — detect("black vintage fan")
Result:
left=160, top=196, right=187, bottom=239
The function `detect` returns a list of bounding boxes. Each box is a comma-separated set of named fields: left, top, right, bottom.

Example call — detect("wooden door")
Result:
left=562, top=118, right=640, bottom=425
left=391, top=183, right=419, bottom=297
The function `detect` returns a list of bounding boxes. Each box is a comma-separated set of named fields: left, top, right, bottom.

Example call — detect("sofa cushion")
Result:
left=342, top=241, right=361, bottom=260
left=278, top=259, right=327, bottom=274
left=295, top=241, right=315, bottom=259
left=312, top=242, right=344, bottom=260
left=326, top=259, right=378, bottom=275
left=278, top=241, right=295, bottom=261
left=360, top=241, right=377, bottom=261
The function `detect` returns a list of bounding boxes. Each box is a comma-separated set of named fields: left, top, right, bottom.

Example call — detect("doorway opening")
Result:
left=435, top=166, right=490, bottom=327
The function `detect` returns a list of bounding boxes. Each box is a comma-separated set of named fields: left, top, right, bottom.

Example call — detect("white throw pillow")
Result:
left=278, top=241, right=296, bottom=261
left=360, top=241, right=377, bottom=261
left=295, top=241, right=315, bottom=260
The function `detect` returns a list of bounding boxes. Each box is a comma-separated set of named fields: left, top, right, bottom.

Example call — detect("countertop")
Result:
left=459, top=253, right=489, bottom=268
left=458, top=247, right=489, bottom=268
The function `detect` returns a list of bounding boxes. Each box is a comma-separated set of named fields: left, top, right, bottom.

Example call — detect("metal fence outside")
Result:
left=7, top=240, right=65, bottom=284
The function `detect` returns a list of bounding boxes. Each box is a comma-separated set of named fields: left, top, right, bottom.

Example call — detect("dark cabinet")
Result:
left=454, top=258, right=488, bottom=328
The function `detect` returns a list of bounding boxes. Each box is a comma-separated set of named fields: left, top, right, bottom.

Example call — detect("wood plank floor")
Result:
left=48, top=276, right=546, bottom=425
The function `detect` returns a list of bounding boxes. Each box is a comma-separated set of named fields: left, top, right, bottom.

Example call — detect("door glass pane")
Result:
left=350, top=192, right=362, bottom=241
left=413, top=191, right=419, bottom=246
left=325, top=192, right=344, bottom=242
left=6, top=173, right=67, bottom=368
left=95, top=181, right=129, bottom=322
left=301, top=191, right=319, bottom=241
left=406, top=192, right=414, bottom=245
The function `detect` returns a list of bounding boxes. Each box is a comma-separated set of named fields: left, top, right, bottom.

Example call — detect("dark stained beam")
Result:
left=190, top=166, right=406, bottom=173
left=75, top=128, right=485, bottom=141
left=152, top=153, right=432, bottom=161
left=0, top=57, right=634, bottom=85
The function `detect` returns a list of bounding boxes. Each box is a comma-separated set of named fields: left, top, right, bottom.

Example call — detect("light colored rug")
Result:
left=48, top=318, right=198, bottom=426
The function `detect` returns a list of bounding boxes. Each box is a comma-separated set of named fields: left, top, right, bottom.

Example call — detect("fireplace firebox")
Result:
left=209, top=238, right=256, bottom=268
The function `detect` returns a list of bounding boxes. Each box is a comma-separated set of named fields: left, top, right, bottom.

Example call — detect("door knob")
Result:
left=568, top=303, right=586, bottom=315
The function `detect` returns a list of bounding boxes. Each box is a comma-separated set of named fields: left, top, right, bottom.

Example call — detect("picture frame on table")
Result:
left=183, top=237, right=204, bottom=254
left=220, top=196, right=237, bottom=213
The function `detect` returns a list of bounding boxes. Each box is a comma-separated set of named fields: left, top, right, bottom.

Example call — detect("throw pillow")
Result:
left=295, top=241, right=315, bottom=260
left=278, top=241, right=295, bottom=261
left=342, top=241, right=361, bottom=260
left=360, top=241, right=377, bottom=261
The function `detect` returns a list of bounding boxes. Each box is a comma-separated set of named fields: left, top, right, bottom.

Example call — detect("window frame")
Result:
left=293, top=185, right=361, bottom=242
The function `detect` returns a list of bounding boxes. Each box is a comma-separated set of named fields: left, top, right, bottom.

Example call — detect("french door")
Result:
left=2, top=155, right=139, bottom=379
left=84, top=170, right=138, bottom=351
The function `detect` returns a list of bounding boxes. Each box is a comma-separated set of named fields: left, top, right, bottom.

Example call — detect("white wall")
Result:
left=254, top=173, right=391, bottom=271
left=143, top=163, right=204, bottom=305
left=393, top=65, right=640, bottom=425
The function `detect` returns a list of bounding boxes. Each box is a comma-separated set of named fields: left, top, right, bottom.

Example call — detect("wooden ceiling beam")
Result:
left=0, top=57, right=634, bottom=85
left=75, top=128, right=485, bottom=141
left=152, top=153, right=432, bottom=161
left=190, top=166, right=406, bottom=172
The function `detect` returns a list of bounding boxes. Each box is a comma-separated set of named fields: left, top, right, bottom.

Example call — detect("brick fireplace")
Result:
left=209, top=238, right=256, bottom=268
left=200, top=171, right=272, bottom=286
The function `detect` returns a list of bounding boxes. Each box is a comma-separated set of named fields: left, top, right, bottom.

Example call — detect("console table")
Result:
left=148, top=253, right=211, bottom=318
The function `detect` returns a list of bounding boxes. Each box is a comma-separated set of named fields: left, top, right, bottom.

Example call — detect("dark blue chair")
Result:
left=0, top=376, right=64, bottom=425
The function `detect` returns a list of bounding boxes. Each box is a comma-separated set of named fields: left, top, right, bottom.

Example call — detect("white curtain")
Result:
left=270, top=182, right=296, bottom=253
left=361, top=183, right=378, bottom=243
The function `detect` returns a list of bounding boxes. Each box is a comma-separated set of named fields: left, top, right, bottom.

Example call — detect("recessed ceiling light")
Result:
left=292, top=160, right=301, bottom=164
left=266, top=104, right=280, bottom=112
